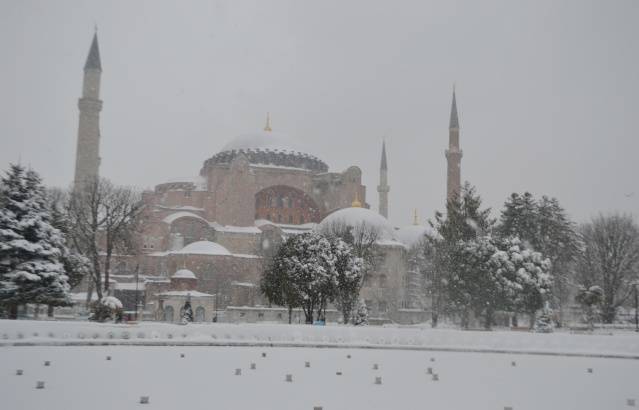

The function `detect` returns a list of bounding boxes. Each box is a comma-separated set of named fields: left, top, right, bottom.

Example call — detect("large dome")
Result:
left=395, top=224, right=437, bottom=248
left=203, top=130, right=328, bottom=173
left=317, top=207, right=396, bottom=241
left=221, top=130, right=301, bottom=153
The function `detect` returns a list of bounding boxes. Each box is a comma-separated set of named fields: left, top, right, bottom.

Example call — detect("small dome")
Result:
left=317, top=207, right=396, bottom=241
left=395, top=225, right=436, bottom=248
left=171, top=269, right=197, bottom=279
left=174, top=241, right=231, bottom=256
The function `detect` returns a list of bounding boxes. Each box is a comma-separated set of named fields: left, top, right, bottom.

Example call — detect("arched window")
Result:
left=163, top=306, right=174, bottom=322
left=195, top=306, right=205, bottom=322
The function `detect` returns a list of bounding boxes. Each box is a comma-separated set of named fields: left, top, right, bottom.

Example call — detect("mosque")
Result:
left=72, top=33, right=463, bottom=325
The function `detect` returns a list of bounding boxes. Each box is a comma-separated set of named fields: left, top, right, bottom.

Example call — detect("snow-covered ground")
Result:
left=1, top=345, right=638, bottom=410
left=2, top=319, right=639, bottom=358
left=1, top=320, right=638, bottom=409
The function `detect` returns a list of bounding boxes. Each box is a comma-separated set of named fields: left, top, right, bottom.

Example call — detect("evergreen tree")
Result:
left=331, top=237, right=363, bottom=324
left=534, top=304, right=554, bottom=333
left=353, top=299, right=368, bottom=326
left=498, top=193, right=580, bottom=325
left=181, top=297, right=193, bottom=323
left=498, top=192, right=537, bottom=244
left=0, top=165, right=71, bottom=318
left=429, top=182, right=495, bottom=326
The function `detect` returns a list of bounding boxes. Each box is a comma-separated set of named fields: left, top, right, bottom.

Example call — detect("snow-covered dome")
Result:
left=203, top=129, right=328, bottom=173
left=221, top=130, right=301, bottom=153
left=173, top=241, right=231, bottom=256
left=171, top=269, right=197, bottom=279
left=317, top=207, right=396, bottom=241
left=395, top=225, right=436, bottom=248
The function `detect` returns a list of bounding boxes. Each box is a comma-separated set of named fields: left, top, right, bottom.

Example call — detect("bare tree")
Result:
left=66, top=178, right=144, bottom=300
left=576, top=214, right=639, bottom=323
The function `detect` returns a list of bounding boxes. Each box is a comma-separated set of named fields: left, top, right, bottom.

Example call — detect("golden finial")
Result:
left=351, top=190, right=362, bottom=208
left=264, top=112, right=272, bottom=132
left=413, top=209, right=420, bottom=225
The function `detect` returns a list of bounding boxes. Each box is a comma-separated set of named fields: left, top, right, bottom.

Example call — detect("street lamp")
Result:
left=634, top=282, right=639, bottom=333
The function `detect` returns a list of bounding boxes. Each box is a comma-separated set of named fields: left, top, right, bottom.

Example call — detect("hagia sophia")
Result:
left=72, top=33, right=463, bottom=325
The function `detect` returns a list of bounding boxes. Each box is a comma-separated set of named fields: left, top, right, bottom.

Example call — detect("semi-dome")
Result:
left=395, top=225, right=436, bottom=248
left=317, top=207, right=396, bottom=241
left=173, top=241, right=231, bottom=256
left=171, top=269, right=197, bottom=279
left=202, top=129, right=329, bottom=173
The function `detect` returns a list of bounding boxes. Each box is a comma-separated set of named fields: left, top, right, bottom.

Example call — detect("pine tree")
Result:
left=534, top=304, right=554, bottom=333
left=429, top=182, right=495, bottom=327
left=353, top=299, right=368, bottom=326
left=181, top=297, right=193, bottom=324
left=0, top=165, right=71, bottom=318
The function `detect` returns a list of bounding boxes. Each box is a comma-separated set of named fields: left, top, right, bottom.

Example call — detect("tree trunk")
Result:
left=529, top=312, right=536, bottom=330
left=431, top=312, right=439, bottom=328
left=9, top=304, right=18, bottom=320
left=47, top=305, right=54, bottom=318
left=288, top=306, right=292, bottom=324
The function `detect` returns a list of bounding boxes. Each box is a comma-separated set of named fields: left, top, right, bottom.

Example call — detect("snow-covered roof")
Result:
left=162, top=211, right=208, bottom=225
left=211, top=221, right=262, bottom=234
left=173, top=240, right=231, bottom=256
left=171, top=269, right=197, bottom=279
left=115, top=282, right=146, bottom=291
left=395, top=225, right=437, bottom=248
left=221, top=130, right=303, bottom=153
left=317, top=207, right=397, bottom=241
left=156, top=290, right=214, bottom=298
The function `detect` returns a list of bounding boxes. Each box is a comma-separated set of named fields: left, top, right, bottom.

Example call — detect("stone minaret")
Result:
left=377, top=141, right=390, bottom=218
left=445, top=87, right=462, bottom=201
left=73, top=32, right=103, bottom=188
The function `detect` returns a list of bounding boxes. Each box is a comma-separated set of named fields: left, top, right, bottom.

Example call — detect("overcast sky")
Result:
left=1, top=0, right=638, bottom=226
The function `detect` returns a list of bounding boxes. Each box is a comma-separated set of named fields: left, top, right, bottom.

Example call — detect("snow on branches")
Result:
left=0, top=164, right=71, bottom=318
left=261, top=232, right=363, bottom=324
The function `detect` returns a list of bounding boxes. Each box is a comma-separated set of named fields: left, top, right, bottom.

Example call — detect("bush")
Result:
left=89, top=296, right=123, bottom=323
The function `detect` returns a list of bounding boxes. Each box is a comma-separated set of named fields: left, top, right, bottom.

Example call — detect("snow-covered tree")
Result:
left=261, top=232, right=361, bottom=324
left=575, top=285, right=604, bottom=330
left=66, top=178, right=144, bottom=300
left=534, top=304, right=554, bottom=333
left=491, top=237, right=553, bottom=328
left=498, top=193, right=580, bottom=326
left=181, top=298, right=193, bottom=324
left=89, top=295, right=123, bottom=322
left=576, top=214, right=639, bottom=323
left=0, top=165, right=71, bottom=319
left=330, top=237, right=363, bottom=324
left=429, top=182, right=495, bottom=327
left=353, top=299, right=368, bottom=325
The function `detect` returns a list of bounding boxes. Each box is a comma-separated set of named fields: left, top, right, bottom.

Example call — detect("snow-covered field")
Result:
left=2, top=319, right=639, bottom=358
left=1, top=320, right=639, bottom=409
left=1, top=345, right=638, bottom=410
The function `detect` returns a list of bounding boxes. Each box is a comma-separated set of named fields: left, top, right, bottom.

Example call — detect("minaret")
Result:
left=445, top=86, right=462, bottom=201
left=73, top=31, right=103, bottom=188
left=377, top=141, right=390, bottom=218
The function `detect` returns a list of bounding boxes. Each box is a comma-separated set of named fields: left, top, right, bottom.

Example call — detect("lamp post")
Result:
left=634, top=282, right=638, bottom=333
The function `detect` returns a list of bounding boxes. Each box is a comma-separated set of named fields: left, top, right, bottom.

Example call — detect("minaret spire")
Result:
left=264, top=112, right=272, bottom=132
left=74, top=32, right=103, bottom=188
left=377, top=140, right=390, bottom=218
left=445, top=85, right=463, bottom=202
